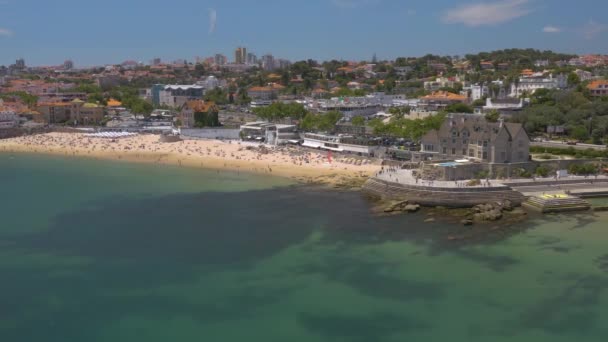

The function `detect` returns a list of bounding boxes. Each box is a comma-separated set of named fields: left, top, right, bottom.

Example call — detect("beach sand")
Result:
left=0, top=133, right=381, bottom=187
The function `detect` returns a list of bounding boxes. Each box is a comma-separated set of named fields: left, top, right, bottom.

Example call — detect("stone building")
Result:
left=178, top=100, right=219, bottom=128
left=36, top=99, right=105, bottom=124
left=419, top=113, right=530, bottom=164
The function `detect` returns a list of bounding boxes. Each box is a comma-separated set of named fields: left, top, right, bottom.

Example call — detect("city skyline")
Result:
left=0, top=0, right=607, bottom=66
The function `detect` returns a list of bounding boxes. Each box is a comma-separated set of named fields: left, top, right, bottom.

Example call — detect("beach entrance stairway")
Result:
left=523, top=194, right=591, bottom=213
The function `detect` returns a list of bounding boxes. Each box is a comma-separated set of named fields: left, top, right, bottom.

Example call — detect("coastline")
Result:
left=0, top=133, right=380, bottom=187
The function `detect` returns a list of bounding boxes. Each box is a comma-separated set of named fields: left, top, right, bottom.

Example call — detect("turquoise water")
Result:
left=1, top=153, right=608, bottom=341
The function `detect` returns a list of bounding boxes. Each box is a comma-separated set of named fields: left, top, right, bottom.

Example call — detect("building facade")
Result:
left=509, top=74, right=567, bottom=97
left=235, top=47, right=247, bottom=65
left=159, top=85, right=205, bottom=108
left=587, top=80, right=608, bottom=97
left=420, top=113, right=530, bottom=164
left=178, top=100, right=219, bottom=128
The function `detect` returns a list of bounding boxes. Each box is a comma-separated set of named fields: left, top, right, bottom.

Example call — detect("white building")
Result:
left=196, top=76, right=225, bottom=90
left=509, top=74, right=567, bottom=97
left=240, top=122, right=299, bottom=145
left=482, top=98, right=525, bottom=117
left=0, top=109, right=19, bottom=129
left=471, top=84, right=489, bottom=101
left=574, top=69, right=594, bottom=82
left=424, top=77, right=463, bottom=92
left=159, top=85, right=205, bottom=108
left=302, top=133, right=374, bottom=155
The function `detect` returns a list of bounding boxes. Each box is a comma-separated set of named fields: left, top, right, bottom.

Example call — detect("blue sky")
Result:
left=1, top=0, right=607, bottom=67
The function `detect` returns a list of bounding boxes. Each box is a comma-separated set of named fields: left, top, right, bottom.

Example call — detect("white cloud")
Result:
left=209, top=8, right=217, bottom=34
left=331, top=0, right=378, bottom=9
left=582, top=19, right=607, bottom=40
left=0, top=28, right=13, bottom=37
left=442, top=0, right=532, bottom=27
left=542, top=25, right=561, bottom=33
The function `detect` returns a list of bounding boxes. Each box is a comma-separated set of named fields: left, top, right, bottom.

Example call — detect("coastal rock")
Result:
left=404, top=204, right=421, bottom=213
left=382, top=201, right=420, bottom=214
left=461, top=219, right=474, bottom=226
left=383, top=201, right=409, bottom=213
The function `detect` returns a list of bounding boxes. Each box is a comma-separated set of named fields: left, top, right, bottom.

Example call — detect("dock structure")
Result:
left=523, top=194, right=591, bottom=213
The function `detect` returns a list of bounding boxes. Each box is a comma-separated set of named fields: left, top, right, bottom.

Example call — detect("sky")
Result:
left=1, top=0, right=607, bottom=67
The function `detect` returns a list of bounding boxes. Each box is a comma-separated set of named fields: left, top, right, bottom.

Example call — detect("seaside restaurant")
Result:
left=239, top=122, right=299, bottom=145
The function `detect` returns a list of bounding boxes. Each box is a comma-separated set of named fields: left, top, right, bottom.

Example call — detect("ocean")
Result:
left=1, top=152, right=607, bottom=342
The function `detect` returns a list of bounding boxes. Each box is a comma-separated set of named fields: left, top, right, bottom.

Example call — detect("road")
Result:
left=512, top=182, right=608, bottom=196
left=531, top=141, right=607, bottom=151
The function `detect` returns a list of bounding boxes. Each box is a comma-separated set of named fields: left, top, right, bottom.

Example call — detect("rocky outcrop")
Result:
left=464, top=200, right=525, bottom=225
left=383, top=200, right=421, bottom=214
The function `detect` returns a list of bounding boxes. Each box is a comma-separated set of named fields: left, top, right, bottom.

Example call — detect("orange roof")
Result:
left=421, top=91, right=467, bottom=101
left=107, top=99, right=122, bottom=107
left=587, top=80, right=608, bottom=90
left=312, top=88, right=328, bottom=93
left=248, top=83, right=285, bottom=92
left=184, top=100, right=217, bottom=112
left=521, top=69, right=534, bottom=75
left=37, top=102, right=71, bottom=107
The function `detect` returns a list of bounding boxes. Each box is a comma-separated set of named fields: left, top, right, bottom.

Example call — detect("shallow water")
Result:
left=1, top=153, right=607, bottom=342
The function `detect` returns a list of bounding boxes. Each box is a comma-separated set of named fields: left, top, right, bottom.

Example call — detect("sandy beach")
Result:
left=0, top=133, right=381, bottom=186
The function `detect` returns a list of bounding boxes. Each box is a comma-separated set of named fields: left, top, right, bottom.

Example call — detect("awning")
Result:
left=322, top=146, right=344, bottom=152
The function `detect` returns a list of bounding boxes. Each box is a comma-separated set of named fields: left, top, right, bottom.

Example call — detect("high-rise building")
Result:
left=261, top=54, right=275, bottom=71
left=235, top=47, right=247, bottom=64
left=247, top=53, right=257, bottom=65
left=15, top=58, right=25, bottom=70
left=63, top=60, right=74, bottom=70
left=214, top=54, right=227, bottom=66
left=278, top=59, right=291, bottom=69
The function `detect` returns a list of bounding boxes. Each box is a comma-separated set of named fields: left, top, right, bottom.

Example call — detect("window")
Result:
left=469, top=149, right=474, bottom=157
left=452, top=138, right=456, bottom=144
left=483, top=141, right=488, bottom=147
left=452, top=148, right=456, bottom=155
left=443, top=147, right=447, bottom=154
left=477, top=151, right=482, bottom=158
left=463, top=139, right=468, bottom=145
left=477, top=140, right=482, bottom=146
left=483, top=152, right=488, bottom=160
left=462, top=149, right=467, bottom=156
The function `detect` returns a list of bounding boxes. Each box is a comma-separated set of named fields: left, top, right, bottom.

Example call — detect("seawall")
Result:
left=362, top=178, right=525, bottom=208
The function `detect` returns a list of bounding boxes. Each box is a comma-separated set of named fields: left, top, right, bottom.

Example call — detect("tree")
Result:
left=485, top=109, right=500, bottom=123
left=299, top=111, right=343, bottom=132
left=193, top=63, right=206, bottom=78
left=568, top=72, right=581, bottom=86
left=253, top=102, right=308, bottom=121
left=570, top=125, right=590, bottom=141
left=472, top=98, right=486, bottom=107
left=444, top=103, right=474, bottom=113
left=204, top=88, right=229, bottom=105
left=194, top=110, right=220, bottom=127
left=352, top=116, right=365, bottom=126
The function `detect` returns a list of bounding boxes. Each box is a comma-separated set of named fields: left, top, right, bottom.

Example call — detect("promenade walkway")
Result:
left=374, top=168, right=503, bottom=189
